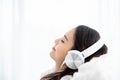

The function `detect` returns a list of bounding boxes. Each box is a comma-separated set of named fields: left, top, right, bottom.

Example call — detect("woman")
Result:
left=40, top=25, right=108, bottom=80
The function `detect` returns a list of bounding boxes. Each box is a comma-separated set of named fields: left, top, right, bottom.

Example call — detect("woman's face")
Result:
left=50, top=28, right=76, bottom=66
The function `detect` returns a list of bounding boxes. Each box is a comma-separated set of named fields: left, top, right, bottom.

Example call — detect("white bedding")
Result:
left=61, top=54, right=119, bottom=80
left=41, top=54, right=119, bottom=80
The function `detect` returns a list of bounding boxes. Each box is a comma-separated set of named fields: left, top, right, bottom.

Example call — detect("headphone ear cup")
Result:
left=64, top=50, right=85, bottom=69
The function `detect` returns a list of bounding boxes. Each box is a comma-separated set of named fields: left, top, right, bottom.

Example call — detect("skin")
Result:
left=50, top=28, right=76, bottom=71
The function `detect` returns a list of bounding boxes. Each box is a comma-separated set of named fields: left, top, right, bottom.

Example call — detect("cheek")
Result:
left=54, top=45, right=68, bottom=63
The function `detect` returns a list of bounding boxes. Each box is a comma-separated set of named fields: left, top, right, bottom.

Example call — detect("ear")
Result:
left=64, top=50, right=85, bottom=69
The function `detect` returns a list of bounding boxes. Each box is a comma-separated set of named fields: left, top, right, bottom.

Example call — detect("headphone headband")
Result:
left=81, top=39, right=104, bottom=58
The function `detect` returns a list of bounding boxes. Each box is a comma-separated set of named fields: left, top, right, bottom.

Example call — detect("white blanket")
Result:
left=61, top=54, right=119, bottom=80
left=41, top=54, right=119, bottom=80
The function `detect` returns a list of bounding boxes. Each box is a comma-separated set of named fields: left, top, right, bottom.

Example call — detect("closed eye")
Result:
left=61, top=40, right=65, bottom=43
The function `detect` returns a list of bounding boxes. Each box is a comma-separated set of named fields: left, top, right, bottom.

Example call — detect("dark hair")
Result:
left=40, top=25, right=108, bottom=80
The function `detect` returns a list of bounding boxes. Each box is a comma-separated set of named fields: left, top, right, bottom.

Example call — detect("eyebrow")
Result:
left=64, top=35, right=68, bottom=41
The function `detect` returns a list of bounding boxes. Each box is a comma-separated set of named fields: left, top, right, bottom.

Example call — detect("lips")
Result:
left=52, top=47, right=56, bottom=51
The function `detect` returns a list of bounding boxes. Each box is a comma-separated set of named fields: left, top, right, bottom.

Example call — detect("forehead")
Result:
left=65, top=28, right=76, bottom=41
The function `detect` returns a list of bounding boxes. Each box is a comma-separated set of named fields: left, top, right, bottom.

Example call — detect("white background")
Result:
left=0, top=0, right=120, bottom=80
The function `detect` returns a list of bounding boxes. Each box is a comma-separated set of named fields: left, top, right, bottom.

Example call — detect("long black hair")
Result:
left=40, top=25, right=108, bottom=80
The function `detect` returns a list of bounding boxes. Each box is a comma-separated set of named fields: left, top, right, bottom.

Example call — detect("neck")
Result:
left=55, top=63, right=67, bottom=72
left=55, top=64, right=61, bottom=71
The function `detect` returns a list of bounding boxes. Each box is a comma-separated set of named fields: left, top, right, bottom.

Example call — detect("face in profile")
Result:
left=50, top=28, right=76, bottom=67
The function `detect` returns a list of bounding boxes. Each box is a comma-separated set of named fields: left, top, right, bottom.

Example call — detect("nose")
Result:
left=54, top=38, right=60, bottom=44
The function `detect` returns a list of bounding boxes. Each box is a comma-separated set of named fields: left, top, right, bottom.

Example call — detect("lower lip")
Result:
left=52, top=47, right=55, bottom=51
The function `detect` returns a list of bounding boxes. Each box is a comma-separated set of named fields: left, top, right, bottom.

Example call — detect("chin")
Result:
left=50, top=51, right=55, bottom=60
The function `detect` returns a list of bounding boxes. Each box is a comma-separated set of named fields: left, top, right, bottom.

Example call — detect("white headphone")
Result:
left=62, top=39, right=104, bottom=69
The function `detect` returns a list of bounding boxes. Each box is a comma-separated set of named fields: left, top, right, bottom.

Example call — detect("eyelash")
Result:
left=61, top=40, right=65, bottom=43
